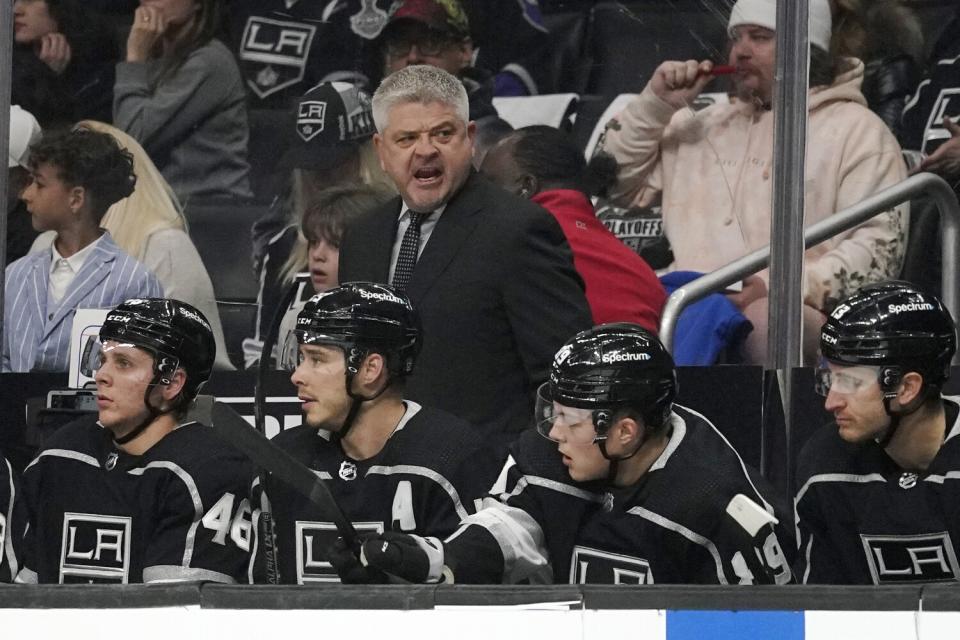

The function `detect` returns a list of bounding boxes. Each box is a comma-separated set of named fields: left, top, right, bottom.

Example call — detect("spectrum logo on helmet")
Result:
left=888, top=302, right=934, bottom=314
left=359, top=289, right=404, bottom=304
left=602, top=352, right=651, bottom=363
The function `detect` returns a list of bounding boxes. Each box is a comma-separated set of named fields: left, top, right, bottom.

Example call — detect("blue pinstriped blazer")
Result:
left=3, top=231, right=163, bottom=372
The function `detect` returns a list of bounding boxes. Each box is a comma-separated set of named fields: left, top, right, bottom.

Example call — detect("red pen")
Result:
left=709, top=65, right=737, bottom=76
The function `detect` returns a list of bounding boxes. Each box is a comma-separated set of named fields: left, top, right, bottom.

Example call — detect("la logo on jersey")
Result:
left=861, top=532, right=960, bottom=584
left=921, top=89, right=960, bottom=154
left=239, top=17, right=317, bottom=98
left=569, top=546, right=654, bottom=584
left=295, top=520, right=383, bottom=583
left=59, top=513, right=132, bottom=583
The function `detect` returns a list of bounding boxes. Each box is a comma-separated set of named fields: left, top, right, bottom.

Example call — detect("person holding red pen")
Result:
left=599, top=0, right=909, bottom=366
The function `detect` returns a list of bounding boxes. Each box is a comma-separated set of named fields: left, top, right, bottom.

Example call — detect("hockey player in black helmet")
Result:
left=15, top=298, right=254, bottom=584
left=796, top=281, right=960, bottom=584
left=330, top=323, right=793, bottom=585
left=252, top=282, right=498, bottom=584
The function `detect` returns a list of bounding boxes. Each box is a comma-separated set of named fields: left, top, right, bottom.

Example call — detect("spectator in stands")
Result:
left=114, top=0, right=252, bottom=202
left=3, top=128, right=162, bottom=372
left=12, top=0, right=119, bottom=127
left=224, top=0, right=552, bottom=109
left=901, top=5, right=960, bottom=185
left=481, top=125, right=666, bottom=332
left=245, top=82, right=394, bottom=367
left=829, top=0, right=924, bottom=135
left=338, top=64, right=591, bottom=449
left=795, top=282, right=960, bottom=584
left=27, top=121, right=233, bottom=371
left=265, top=185, right=393, bottom=367
left=600, top=0, right=908, bottom=365
left=7, top=106, right=43, bottom=266
left=377, top=0, right=496, bottom=125
left=472, top=116, right=513, bottom=168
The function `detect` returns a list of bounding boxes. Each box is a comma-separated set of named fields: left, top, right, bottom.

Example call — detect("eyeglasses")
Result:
left=814, top=364, right=881, bottom=396
left=385, top=32, right=459, bottom=59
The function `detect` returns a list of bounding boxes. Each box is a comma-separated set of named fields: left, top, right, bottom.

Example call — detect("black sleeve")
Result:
left=1, top=456, right=26, bottom=583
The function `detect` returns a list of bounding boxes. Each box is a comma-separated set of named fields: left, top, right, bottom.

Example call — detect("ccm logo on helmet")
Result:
left=888, top=302, right=934, bottom=314
left=601, top=352, right=652, bottom=364
left=822, top=333, right=838, bottom=345
left=358, top=289, right=404, bottom=304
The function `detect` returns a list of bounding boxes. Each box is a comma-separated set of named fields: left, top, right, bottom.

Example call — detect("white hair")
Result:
left=372, top=65, right=469, bottom=132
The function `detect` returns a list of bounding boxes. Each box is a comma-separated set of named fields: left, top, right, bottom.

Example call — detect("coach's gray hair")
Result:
left=372, top=65, right=469, bottom=132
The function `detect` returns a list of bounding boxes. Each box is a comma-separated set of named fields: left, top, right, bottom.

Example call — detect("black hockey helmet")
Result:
left=293, top=282, right=421, bottom=378
left=820, top=281, right=956, bottom=391
left=538, top=323, right=677, bottom=440
left=99, top=297, right=215, bottom=401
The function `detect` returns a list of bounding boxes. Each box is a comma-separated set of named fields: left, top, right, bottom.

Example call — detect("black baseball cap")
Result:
left=283, top=82, right=377, bottom=172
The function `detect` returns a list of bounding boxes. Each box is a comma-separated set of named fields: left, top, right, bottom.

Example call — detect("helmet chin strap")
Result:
left=876, top=385, right=932, bottom=448
left=336, top=349, right=393, bottom=440
left=597, top=430, right=647, bottom=485
left=112, top=372, right=169, bottom=446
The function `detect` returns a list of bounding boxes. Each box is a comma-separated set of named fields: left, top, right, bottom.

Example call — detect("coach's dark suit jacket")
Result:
left=339, top=172, right=592, bottom=445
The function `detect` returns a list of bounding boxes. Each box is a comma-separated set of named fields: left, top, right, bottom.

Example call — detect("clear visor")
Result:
left=534, top=382, right=604, bottom=445
left=814, top=359, right=881, bottom=397
left=79, top=337, right=149, bottom=377
left=278, top=331, right=301, bottom=372
left=279, top=331, right=350, bottom=372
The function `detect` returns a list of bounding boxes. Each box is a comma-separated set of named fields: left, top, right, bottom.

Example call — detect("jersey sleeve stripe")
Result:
left=366, top=464, right=469, bottom=519
left=127, top=461, right=204, bottom=567
left=675, top=404, right=776, bottom=514
left=627, top=505, right=728, bottom=585
left=504, top=474, right=605, bottom=504
left=3, top=458, right=18, bottom=579
left=143, top=565, right=236, bottom=584
left=26, top=449, right=100, bottom=471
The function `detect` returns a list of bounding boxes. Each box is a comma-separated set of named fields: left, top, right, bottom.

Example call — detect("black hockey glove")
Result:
left=358, top=531, right=448, bottom=583
left=326, top=536, right=389, bottom=584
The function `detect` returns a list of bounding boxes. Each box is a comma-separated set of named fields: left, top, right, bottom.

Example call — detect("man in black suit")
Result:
left=338, top=64, right=591, bottom=449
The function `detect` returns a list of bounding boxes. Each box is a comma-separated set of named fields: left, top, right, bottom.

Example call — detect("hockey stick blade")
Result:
left=211, top=401, right=358, bottom=546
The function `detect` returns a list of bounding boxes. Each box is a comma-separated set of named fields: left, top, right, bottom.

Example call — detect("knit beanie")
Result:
left=728, top=0, right=832, bottom=52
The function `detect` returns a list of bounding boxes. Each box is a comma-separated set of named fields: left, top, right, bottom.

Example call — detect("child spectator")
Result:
left=251, top=185, right=392, bottom=368
left=28, top=121, right=233, bottom=370
left=12, top=0, right=120, bottom=127
left=3, top=128, right=162, bottom=372
left=114, top=0, right=251, bottom=202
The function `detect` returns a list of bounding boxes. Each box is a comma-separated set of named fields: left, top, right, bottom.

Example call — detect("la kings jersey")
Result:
left=900, top=15, right=960, bottom=156
left=445, top=405, right=793, bottom=585
left=225, top=0, right=552, bottom=108
left=16, top=417, right=254, bottom=584
left=794, top=396, right=960, bottom=585
left=253, top=401, right=497, bottom=584
left=1, top=454, right=24, bottom=583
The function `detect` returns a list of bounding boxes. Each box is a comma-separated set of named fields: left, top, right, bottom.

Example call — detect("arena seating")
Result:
left=183, top=199, right=268, bottom=369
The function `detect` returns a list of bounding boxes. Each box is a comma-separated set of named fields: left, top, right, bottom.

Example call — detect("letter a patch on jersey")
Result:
left=59, top=513, right=132, bottom=584
left=861, top=532, right=960, bottom=584
left=569, top=546, right=654, bottom=584
left=239, top=17, right=317, bottom=98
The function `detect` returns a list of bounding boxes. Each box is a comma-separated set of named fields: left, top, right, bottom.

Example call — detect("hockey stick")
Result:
left=211, top=401, right=358, bottom=548
left=252, top=276, right=307, bottom=582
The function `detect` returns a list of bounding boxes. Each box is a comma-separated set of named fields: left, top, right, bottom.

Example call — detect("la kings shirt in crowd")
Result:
left=1, top=454, right=24, bottom=582
left=16, top=417, right=254, bottom=584
left=900, top=15, right=960, bottom=159
left=224, top=0, right=552, bottom=109
left=251, top=401, right=498, bottom=584
left=594, top=201, right=673, bottom=270
left=445, top=405, right=794, bottom=585
left=794, top=396, right=960, bottom=585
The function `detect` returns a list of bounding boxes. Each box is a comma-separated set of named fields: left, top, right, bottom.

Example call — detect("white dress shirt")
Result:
left=48, top=237, right=99, bottom=305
